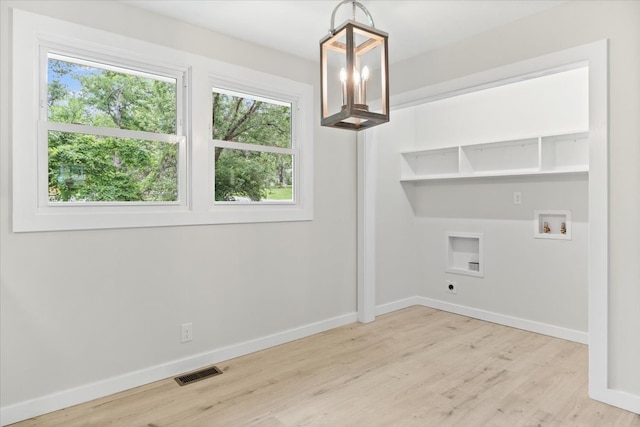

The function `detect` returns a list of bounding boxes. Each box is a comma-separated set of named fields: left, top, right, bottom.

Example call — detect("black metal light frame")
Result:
left=320, top=1, right=389, bottom=131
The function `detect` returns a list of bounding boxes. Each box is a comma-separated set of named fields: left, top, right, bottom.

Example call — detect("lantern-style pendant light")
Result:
left=320, top=0, right=389, bottom=131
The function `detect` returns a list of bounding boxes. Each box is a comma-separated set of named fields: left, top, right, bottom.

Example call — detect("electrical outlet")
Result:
left=513, top=192, right=522, bottom=205
left=181, top=323, right=193, bottom=343
left=446, top=280, right=457, bottom=294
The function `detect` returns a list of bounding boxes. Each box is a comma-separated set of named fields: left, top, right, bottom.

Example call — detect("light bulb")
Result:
left=362, top=65, right=370, bottom=81
left=340, top=68, right=347, bottom=83
left=360, top=66, right=369, bottom=106
left=339, top=68, right=347, bottom=107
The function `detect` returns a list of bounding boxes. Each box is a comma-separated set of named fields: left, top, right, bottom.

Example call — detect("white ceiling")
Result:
left=121, top=0, right=565, bottom=64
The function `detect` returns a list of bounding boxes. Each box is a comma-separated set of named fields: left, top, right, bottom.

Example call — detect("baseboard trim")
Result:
left=415, top=297, right=589, bottom=344
left=375, top=297, right=422, bottom=316
left=0, top=312, right=358, bottom=426
left=590, top=387, right=640, bottom=415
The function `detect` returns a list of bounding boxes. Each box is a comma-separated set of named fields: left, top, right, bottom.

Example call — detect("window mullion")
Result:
left=44, top=121, right=184, bottom=144
left=212, top=139, right=293, bottom=155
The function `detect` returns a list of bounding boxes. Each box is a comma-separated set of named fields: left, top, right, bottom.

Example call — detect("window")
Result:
left=44, top=53, right=185, bottom=204
left=12, top=9, right=313, bottom=232
left=211, top=87, right=295, bottom=204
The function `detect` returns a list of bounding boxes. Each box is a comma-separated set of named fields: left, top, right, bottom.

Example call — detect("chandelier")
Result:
left=320, top=0, right=389, bottom=131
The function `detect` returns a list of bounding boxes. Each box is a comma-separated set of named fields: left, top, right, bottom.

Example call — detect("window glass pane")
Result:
left=48, top=131, right=178, bottom=202
left=215, top=148, right=293, bottom=202
left=212, top=90, right=291, bottom=148
left=47, top=55, right=177, bottom=134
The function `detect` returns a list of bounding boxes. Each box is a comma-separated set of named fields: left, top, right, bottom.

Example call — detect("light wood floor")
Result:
left=12, top=306, right=640, bottom=426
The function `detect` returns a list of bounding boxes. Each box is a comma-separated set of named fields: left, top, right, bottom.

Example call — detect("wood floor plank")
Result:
left=11, top=307, right=640, bottom=426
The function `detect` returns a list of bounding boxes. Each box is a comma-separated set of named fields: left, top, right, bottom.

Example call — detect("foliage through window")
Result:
left=46, top=54, right=182, bottom=203
left=212, top=88, right=294, bottom=203
left=13, top=11, right=312, bottom=231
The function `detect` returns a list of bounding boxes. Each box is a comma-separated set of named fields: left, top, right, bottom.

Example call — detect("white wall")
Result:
left=0, top=0, right=357, bottom=421
left=389, top=0, right=640, bottom=399
left=412, top=67, right=588, bottom=147
left=375, top=67, right=589, bottom=333
left=412, top=184, right=588, bottom=331
left=372, top=108, right=422, bottom=306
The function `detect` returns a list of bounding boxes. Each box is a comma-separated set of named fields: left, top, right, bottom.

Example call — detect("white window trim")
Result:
left=203, top=74, right=314, bottom=224
left=210, top=76, right=301, bottom=207
left=12, top=9, right=313, bottom=232
left=38, top=45, right=189, bottom=210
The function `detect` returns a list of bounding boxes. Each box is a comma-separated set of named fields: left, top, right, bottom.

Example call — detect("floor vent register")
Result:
left=174, top=365, right=223, bottom=386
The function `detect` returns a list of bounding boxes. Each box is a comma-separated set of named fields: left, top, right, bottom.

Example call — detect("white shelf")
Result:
left=446, top=232, right=484, bottom=277
left=534, top=210, right=572, bottom=240
left=400, top=131, right=588, bottom=182
left=400, top=167, right=588, bottom=182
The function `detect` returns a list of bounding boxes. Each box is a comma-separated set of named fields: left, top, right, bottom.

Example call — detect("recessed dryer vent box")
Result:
left=446, top=232, right=484, bottom=277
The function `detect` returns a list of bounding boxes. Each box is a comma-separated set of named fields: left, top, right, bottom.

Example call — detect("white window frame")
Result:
left=203, top=74, right=313, bottom=224
left=209, top=78, right=303, bottom=203
left=38, top=46, right=189, bottom=209
left=12, top=9, right=313, bottom=232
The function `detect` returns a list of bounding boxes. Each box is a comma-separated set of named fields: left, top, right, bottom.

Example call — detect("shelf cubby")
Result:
left=461, top=137, right=539, bottom=174
left=400, top=131, right=588, bottom=182
left=400, top=147, right=459, bottom=180
left=540, top=132, right=589, bottom=172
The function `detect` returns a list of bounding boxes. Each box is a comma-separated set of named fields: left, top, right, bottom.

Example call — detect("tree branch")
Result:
left=224, top=100, right=261, bottom=141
